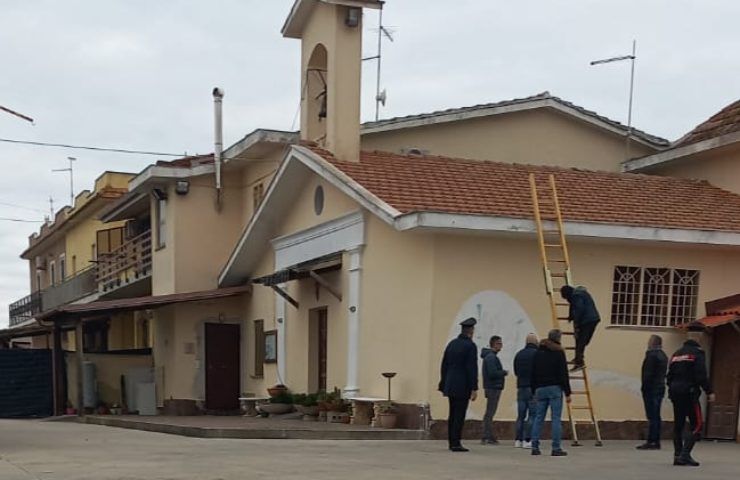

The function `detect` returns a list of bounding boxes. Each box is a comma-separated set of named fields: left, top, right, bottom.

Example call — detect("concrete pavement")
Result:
left=0, top=419, right=737, bottom=480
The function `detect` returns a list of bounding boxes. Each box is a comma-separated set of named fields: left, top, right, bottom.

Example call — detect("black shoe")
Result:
left=531, top=448, right=541, bottom=456
left=570, top=364, right=585, bottom=372
left=481, top=439, right=498, bottom=445
left=636, top=443, right=660, bottom=450
left=450, top=446, right=470, bottom=452
left=551, top=449, right=568, bottom=457
left=675, top=456, right=700, bottom=467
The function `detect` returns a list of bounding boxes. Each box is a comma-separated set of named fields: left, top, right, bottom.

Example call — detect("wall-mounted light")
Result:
left=151, top=188, right=168, bottom=201
left=345, top=7, right=361, bottom=27
left=175, top=180, right=190, bottom=196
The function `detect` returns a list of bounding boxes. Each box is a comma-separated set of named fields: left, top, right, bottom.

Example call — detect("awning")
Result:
left=37, top=285, right=251, bottom=322
left=683, top=314, right=740, bottom=330
left=253, top=253, right=341, bottom=287
left=0, top=323, right=51, bottom=340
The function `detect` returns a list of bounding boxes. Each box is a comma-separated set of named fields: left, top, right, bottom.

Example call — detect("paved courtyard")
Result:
left=0, top=419, right=737, bottom=480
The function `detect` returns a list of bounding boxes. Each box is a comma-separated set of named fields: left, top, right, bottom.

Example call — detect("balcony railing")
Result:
left=97, top=229, right=152, bottom=293
left=43, top=267, right=97, bottom=312
left=8, top=291, right=42, bottom=327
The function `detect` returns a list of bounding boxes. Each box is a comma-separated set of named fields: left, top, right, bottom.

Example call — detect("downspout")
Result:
left=212, top=87, right=224, bottom=210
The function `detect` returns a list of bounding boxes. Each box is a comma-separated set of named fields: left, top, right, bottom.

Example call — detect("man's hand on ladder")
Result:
left=565, top=395, right=572, bottom=404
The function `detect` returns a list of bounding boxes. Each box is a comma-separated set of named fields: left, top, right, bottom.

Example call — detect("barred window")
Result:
left=610, top=266, right=700, bottom=327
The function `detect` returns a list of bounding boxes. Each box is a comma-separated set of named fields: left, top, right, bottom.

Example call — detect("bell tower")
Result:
left=283, top=0, right=382, bottom=162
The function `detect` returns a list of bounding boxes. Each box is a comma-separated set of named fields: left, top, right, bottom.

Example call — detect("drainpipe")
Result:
left=212, top=87, right=224, bottom=210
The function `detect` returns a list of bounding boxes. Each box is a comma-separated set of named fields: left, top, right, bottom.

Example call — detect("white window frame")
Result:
left=59, top=254, right=66, bottom=282
left=610, top=265, right=700, bottom=327
left=155, top=197, right=167, bottom=249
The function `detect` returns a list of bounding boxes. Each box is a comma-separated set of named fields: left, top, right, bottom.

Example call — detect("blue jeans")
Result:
left=530, top=385, right=564, bottom=451
left=642, top=388, right=664, bottom=444
left=516, top=387, right=536, bottom=441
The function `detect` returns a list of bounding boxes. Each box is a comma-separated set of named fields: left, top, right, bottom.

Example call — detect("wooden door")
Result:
left=706, top=324, right=740, bottom=440
left=318, top=309, right=328, bottom=392
left=205, top=323, right=240, bottom=411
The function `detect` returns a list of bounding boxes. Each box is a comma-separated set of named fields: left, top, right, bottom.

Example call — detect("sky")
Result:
left=1, top=0, right=738, bottom=327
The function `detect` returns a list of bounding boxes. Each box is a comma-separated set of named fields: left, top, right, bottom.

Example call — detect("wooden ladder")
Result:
left=529, top=173, right=603, bottom=447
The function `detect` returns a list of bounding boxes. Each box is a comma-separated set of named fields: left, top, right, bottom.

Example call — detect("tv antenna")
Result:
left=590, top=40, right=637, bottom=160
left=362, top=2, right=395, bottom=121
left=0, top=104, right=34, bottom=123
left=52, top=157, right=76, bottom=206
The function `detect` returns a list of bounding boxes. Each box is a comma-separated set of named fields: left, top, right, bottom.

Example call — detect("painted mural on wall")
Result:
left=448, top=291, right=654, bottom=420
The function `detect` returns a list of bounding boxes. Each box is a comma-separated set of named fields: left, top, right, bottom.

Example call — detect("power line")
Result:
left=0, top=201, right=47, bottom=214
left=0, top=217, right=43, bottom=223
left=0, top=137, right=186, bottom=157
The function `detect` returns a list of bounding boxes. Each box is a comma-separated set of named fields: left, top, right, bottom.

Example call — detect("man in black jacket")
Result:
left=667, top=338, right=715, bottom=466
left=439, top=317, right=479, bottom=452
left=560, top=285, right=600, bottom=371
left=637, top=335, right=668, bottom=450
left=513, top=333, right=539, bottom=448
left=529, top=329, right=572, bottom=457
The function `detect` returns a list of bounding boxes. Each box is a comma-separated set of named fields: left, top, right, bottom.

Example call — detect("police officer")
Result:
left=667, top=338, right=715, bottom=467
left=439, top=317, right=479, bottom=452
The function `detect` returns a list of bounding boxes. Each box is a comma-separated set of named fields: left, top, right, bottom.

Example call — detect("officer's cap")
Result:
left=459, top=317, right=477, bottom=327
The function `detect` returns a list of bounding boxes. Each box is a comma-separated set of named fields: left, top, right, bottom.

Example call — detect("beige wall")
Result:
left=645, top=143, right=740, bottom=194
left=66, top=352, right=153, bottom=407
left=362, top=109, right=656, bottom=171
left=152, top=297, right=244, bottom=404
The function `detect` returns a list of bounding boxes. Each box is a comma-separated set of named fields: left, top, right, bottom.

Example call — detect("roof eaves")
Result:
left=623, top=130, right=740, bottom=172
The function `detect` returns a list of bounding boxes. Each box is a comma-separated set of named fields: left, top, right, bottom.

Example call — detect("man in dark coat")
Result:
left=560, top=285, right=600, bottom=370
left=529, top=329, right=571, bottom=457
left=480, top=335, right=507, bottom=445
left=513, top=332, right=539, bottom=448
left=439, top=317, right=479, bottom=452
left=667, top=338, right=715, bottom=466
left=636, top=334, right=668, bottom=450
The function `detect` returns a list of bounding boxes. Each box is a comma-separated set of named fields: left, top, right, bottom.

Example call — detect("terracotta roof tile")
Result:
left=309, top=147, right=740, bottom=233
left=156, top=153, right=214, bottom=168
left=674, top=99, right=740, bottom=147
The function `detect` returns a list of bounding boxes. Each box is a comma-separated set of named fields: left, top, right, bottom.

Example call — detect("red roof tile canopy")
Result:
left=675, top=99, right=740, bottom=147
left=309, top=147, right=740, bottom=233
left=156, top=153, right=214, bottom=168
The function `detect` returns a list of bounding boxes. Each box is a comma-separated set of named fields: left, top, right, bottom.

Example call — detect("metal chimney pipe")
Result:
left=212, top=87, right=224, bottom=206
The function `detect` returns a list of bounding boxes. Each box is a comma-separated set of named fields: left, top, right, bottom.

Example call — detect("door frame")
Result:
left=705, top=325, right=740, bottom=441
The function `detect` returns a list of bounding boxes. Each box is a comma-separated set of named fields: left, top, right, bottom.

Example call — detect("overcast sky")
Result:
left=1, top=0, right=738, bottom=327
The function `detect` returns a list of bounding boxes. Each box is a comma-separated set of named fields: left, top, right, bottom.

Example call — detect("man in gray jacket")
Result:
left=481, top=335, right=507, bottom=445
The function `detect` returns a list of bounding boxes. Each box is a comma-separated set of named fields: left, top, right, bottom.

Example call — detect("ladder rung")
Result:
left=551, top=273, right=567, bottom=278
left=570, top=376, right=585, bottom=380
left=565, top=346, right=576, bottom=350
left=570, top=406, right=592, bottom=410
left=570, top=391, right=588, bottom=395
left=544, top=244, right=562, bottom=248
left=557, top=316, right=570, bottom=320
left=548, top=259, right=567, bottom=263
left=555, top=302, right=570, bottom=307
left=561, top=332, right=575, bottom=336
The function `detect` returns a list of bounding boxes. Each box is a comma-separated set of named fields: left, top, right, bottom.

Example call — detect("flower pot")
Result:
left=267, top=385, right=288, bottom=398
left=258, top=403, right=294, bottom=415
left=376, top=413, right=398, bottom=429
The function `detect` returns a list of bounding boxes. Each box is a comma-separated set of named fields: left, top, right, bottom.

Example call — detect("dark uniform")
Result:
left=561, top=285, right=600, bottom=368
left=439, top=318, right=479, bottom=450
left=667, top=339, right=713, bottom=466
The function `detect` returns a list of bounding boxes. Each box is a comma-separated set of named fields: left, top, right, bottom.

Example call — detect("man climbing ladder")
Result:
left=528, top=173, right=603, bottom=447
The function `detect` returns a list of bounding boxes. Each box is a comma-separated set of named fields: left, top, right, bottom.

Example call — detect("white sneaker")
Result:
left=514, top=440, right=522, bottom=448
left=523, top=441, right=533, bottom=449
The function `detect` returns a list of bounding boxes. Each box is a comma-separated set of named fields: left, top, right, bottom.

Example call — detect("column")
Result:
left=275, top=283, right=287, bottom=385
left=344, top=246, right=363, bottom=398
left=75, top=320, right=84, bottom=416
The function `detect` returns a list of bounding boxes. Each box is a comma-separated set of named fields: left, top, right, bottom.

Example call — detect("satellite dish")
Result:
left=376, top=89, right=387, bottom=106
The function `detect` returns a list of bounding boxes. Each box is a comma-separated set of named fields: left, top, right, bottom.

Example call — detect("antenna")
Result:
left=52, top=156, right=76, bottom=206
left=0, top=104, right=34, bottom=123
left=49, top=196, right=54, bottom=219
left=362, top=2, right=395, bottom=121
left=590, top=40, right=637, bottom=160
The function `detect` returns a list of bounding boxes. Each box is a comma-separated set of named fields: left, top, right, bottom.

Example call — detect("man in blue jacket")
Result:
left=481, top=335, right=507, bottom=445
left=439, top=317, right=479, bottom=452
left=513, top=333, right=539, bottom=448
left=560, top=285, right=601, bottom=371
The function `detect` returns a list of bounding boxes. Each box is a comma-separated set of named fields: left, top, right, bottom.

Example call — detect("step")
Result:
left=570, top=406, right=592, bottom=410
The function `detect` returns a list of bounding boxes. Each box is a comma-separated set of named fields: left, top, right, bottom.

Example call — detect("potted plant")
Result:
left=375, top=401, right=398, bottom=429
left=267, top=384, right=288, bottom=398
left=258, top=392, right=294, bottom=415
left=325, top=388, right=350, bottom=423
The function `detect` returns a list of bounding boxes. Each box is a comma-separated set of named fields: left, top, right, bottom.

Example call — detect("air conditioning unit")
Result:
left=35, top=256, right=47, bottom=271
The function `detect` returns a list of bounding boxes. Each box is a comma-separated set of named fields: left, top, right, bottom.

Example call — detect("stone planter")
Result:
left=295, top=405, right=319, bottom=416
left=327, top=411, right=350, bottom=423
left=376, top=413, right=398, bottom=429
left=258, top=403, right=294, bottom=415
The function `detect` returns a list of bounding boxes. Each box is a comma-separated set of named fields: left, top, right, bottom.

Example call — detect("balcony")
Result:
left=8, top=292, right=42, bottom=327
left=97, top=229, right=152, bottom=297
left=8, top=267, right=97, bottom=327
